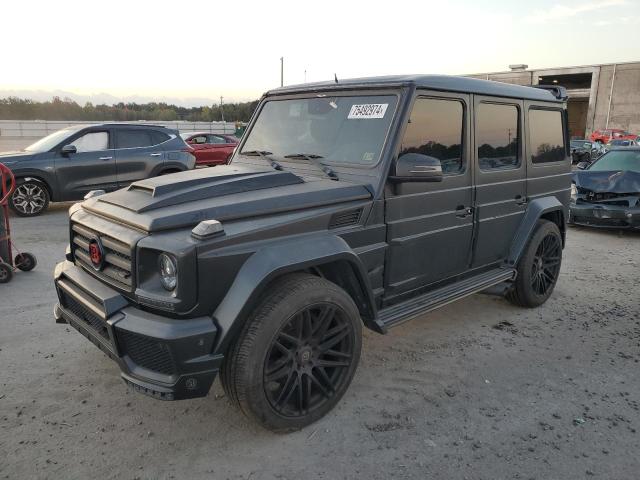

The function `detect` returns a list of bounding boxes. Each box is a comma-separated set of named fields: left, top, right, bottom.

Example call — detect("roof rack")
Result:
left=531, top=85, right=568, bottom=101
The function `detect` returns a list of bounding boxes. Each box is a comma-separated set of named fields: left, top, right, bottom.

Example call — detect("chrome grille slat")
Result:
left=71, top=222, right=134, bottom=291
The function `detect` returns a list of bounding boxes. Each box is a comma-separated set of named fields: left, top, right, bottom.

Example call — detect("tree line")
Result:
left=0, top=96, right=259, bottom=122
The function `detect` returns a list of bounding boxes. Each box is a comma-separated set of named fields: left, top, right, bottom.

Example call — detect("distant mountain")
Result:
left=0, top=89, right=241, bottom=108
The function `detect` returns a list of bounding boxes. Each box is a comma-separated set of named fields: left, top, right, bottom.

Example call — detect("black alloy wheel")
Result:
left=530, top=233, right=561, bottom=296
left=264, top=303, right=356, bottom=418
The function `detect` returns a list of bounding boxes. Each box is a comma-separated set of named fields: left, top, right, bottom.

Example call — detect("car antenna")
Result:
left=334, top=73, right=339, bottom=84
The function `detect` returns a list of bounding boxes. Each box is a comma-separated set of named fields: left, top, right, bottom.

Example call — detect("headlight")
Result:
left=570, top=183, right=577, bottom=200
left=158, top=253, right=177, bottom=291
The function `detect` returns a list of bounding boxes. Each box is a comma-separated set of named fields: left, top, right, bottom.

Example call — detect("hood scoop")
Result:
left=100, top=165, right=304, bottom=213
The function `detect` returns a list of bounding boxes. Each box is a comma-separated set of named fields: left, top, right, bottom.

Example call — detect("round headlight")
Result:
left=158, top=253, right=177, bottom=291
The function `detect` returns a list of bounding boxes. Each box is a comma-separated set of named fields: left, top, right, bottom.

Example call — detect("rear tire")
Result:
left=9, top=179, right=50, bottom=217
left=0, top=262, right=13, bottom=283
left=507, top=220, right=562, bottom=308
left=221, top=273, right=362, bottom=432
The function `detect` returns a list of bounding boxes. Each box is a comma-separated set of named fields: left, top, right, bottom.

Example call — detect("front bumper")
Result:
left=54, top=261, right=223, bottom=400
left=569, top=202, right=640, bottom=229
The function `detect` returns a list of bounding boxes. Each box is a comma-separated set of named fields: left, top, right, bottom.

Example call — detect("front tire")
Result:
left=15, top=252, right=37, bottom=272
left=221, top=273, right=362, bottom=432
left=9, top=180, right=50, bottom=217
left=0, top=262, right=13, bottom=283
left=507, top=220, right=562, bottom=308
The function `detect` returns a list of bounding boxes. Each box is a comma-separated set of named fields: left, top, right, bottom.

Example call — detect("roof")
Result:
left=267, top=74, right=561, bottom=102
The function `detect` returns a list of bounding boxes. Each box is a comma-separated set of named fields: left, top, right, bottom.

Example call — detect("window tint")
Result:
left=151, top=131, right=170, bottom=145
left=529, top=109, right=565, bottom=164
left=476, top=103, right=519, bottom=170
left=117, top=130, right=154, bottom=148
left=70, top=131, right=109, bottom=153
left=399, top=97, right=464, bottom=174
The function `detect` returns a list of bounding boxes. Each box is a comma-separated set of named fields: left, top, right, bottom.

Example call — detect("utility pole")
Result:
left=280, top=57, right=284, bottom=87
left=304, top=68, right=307, bottom=83
left=220, top=96, right=224, bottom=122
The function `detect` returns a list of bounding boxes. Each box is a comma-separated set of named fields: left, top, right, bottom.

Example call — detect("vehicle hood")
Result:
left=0, top=151, right=32, bottom=165
left=84, top=164, right=372, bottom=232
left=572, top=170, right=640, bottom=194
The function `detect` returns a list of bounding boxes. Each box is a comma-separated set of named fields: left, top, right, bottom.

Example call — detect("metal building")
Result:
left=466, top=61, right=640, bottom=139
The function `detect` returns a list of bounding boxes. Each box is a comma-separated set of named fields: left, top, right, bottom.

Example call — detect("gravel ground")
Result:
left=1, top=205, right=639, bottom=480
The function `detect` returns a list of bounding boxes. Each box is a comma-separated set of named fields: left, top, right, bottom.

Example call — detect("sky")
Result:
left=1, top=0, right=638, bottom=105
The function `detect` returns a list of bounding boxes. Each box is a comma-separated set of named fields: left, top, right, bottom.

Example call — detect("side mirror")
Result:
left=390, top=153, right=443, bottom=182
left=576, top=162, right=589, bottom=170
left=61, top=144, right=77, bottom=156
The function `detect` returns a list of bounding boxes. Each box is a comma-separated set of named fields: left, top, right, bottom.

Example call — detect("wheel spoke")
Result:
left=319, top=327, right=350, bottom=353
left=313, top=305, right=335, bottom=338
left=275, top=371, right=298, bottom=408
left=309, top=370, right=331, bottom=398
left=317, top=359, right=350, bottom=368
left=278, top=331, right=300, bottom=347
left=265, top=358, right=292, bottom=382
left=322, top=348, right=352, bottom=359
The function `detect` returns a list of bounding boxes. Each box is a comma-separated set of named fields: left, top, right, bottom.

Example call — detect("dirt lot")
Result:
left=1, top=205, right=639, bottom=480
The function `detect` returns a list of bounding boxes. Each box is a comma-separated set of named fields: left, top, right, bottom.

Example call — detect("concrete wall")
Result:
left=465, top=61, right=640, bottom=137
left=0, top=120, right=236, bottom=138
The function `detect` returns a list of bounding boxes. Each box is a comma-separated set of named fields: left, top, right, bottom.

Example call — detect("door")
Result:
left=114, top=129, right=165, bottom=187
left=54, top=129, right=117, bottom=200
left=186, top=134, right=213, bottom=163
left=472, top=97, right=526, bottom=268
left=383, top=93, right=474, bottom=301
left=207, top=134, right=235, bottom=163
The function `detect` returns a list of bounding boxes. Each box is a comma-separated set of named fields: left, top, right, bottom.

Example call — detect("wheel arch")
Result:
left=212, top=235, right=381, bottom=354
left=507, top=196, right=567, bottom=266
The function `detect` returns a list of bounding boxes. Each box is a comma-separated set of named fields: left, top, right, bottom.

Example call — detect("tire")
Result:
left=0, top=262, right=13, bottom=283
left=507, top=220, right=562, bottom=308
left=9, top=179, right=50, bottom=217
left=15, top=252, right=37, bottom=272
left=221, top=273, right=362, bottom=432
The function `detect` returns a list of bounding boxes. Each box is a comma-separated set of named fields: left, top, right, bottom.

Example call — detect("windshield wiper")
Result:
left=283, top=153, right=338, bottom=180
left=241, top=150, right=284, bottom=171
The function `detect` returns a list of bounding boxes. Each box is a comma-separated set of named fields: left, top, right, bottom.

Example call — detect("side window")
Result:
left=151, top=131, right=170, bottom=145
left=208, top=135, right=227, bottom=144
left=116, top=130, right=154, bottom=149
left=529, top=109, right=565, bottom=164
left=190, top=135, right=207, bottom=144
left=70, top=131, right=109, bottom=153
left=476, top=103, right=519, bottom=170
left=399, top=97, right=464, bottom=175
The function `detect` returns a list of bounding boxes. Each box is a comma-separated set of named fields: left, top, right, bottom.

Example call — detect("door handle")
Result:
left=99, top=156, right=113, bottom=161
left=515, top=195, right=528, bottom=206
left=455, top=205, right=473, bottom=218
left=150, top=153, right=162, bottom=157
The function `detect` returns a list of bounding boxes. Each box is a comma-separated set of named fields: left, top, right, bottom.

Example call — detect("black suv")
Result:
left=0, top=124, right=195, bottom=216
left=53, top=76, right=571, bottom=431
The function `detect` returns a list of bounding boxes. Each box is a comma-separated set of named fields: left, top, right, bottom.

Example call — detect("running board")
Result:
left=378, top=268, right=517, bottom=330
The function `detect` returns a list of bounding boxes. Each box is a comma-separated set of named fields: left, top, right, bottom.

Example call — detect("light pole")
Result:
left=280, top=57, right=284, bottom=87
left=220, top=96, right=224, bottom=123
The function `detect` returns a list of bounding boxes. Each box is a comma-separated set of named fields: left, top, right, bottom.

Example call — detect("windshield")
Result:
left=24, top=128, right=77, bottom=152
left=239, top=94, right=398, bottom=166
left=571, top=140, right=591, bottom=148
left=589, top=150, right=640, bottom=173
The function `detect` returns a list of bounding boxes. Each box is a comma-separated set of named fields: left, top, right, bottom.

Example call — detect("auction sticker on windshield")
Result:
left=348, top=104, right=388, bottom=119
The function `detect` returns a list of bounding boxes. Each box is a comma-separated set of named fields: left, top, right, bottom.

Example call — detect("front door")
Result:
left=54, top=129, right=117, bottom=200
left=472, top=97, right=527, bottom=268
left=383, top=92, right=474, bottom=302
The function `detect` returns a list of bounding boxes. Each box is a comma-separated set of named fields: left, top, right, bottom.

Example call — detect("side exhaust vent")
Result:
left=329, top=208, right=363, bottom=229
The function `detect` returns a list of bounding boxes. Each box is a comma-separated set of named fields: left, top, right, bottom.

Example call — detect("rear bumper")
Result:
left=569, top=202, right=640, bottom=229
left=54, top=261, right=223, bottom=400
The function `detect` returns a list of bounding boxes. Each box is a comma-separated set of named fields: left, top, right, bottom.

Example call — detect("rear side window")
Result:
left=208, top=134, right=228, bottom=144
left=116, top=130, right=154, bottom=149
left=476, top=103, right=519, bottom=170
left=151, top=131, right=170, bottom=145
left=529, top=109, right=565, bottom=164
left=399, top=97, right=464, bottom=175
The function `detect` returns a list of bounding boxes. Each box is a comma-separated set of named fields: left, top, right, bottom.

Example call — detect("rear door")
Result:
left=471, top=97, right=526, bottom=268
left=383, top=92, right=474, bottom=301
left=207, top=134, right=235, bottom=163
left=114, top=128, right=166, bottom=187
left=54, top=128, right=117, bottom=200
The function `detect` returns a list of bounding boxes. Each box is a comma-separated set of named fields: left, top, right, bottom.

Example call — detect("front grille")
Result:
left=572, top=215, right=627, bottom=227
left=118, top=330, right=177, bottom=376
left=60, top=290, right=109, bottom=340
left=71, top=223, right=133, bottom=290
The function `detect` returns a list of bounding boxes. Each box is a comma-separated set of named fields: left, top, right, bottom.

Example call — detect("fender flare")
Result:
left=507, top=196, right=566, bottom=265
left=212, top=234, right=379, bottom=352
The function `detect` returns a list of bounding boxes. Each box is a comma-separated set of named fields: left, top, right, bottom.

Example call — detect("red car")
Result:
left=180, top=132, right=238, bottom=166
left=589, top=128, right=637, bottom=144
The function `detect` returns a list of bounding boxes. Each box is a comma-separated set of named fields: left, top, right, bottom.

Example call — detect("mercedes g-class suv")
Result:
left=54, top=75, right=571, bottom=432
